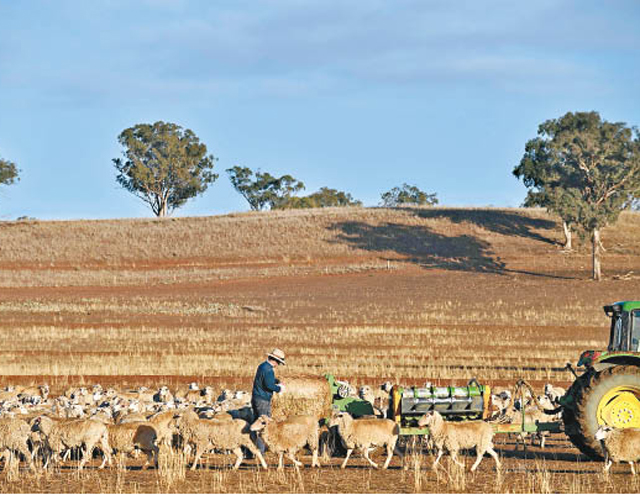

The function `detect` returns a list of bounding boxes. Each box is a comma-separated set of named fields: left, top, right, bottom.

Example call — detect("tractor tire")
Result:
left=563, top=365, right=640, bottom=460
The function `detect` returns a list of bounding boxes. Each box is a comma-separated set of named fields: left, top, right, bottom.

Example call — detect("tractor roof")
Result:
left=605, top=301, right=640, bottom=314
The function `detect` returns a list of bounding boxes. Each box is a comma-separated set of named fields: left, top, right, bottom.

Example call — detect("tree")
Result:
left=226, top=166, right=305, bottom=210
left=113, top=121, right=218, bottom=217
left=513, top=111, right=640, bottom=280
left=0, top=157, right=19, bottom=189
left=276, top=187, right=362, bottom=209
left=380, top=183, right=438, bottom=207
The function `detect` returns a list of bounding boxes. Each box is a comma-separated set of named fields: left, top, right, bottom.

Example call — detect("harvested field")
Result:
left=0, top=206, right=639, bottom=493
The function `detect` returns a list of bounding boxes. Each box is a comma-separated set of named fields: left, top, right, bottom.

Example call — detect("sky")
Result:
left=0, top=0, right=639, bottom=220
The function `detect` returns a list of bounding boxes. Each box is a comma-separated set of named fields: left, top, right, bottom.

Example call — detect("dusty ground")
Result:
left=0, top=207, right=639, bottom=493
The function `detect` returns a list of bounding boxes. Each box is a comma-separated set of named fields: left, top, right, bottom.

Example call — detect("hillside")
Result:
left=1, top=207, right=639, bottom=288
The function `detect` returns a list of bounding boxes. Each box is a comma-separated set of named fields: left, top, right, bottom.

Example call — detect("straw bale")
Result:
left=271, top=377, right=333, bottom=422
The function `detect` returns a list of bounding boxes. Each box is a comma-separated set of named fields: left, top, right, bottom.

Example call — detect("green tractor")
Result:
left=561, top=301, right=640, bottom=458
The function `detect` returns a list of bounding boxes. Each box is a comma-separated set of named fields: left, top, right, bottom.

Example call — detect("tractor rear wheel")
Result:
left=564, top=365, right=640, bottom=459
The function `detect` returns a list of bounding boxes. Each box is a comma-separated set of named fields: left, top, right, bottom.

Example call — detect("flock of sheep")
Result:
left=0, top=380, right=637, bottom=475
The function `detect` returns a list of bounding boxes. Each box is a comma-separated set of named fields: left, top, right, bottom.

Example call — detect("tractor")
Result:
left=560, top=301, right=640, bottom=458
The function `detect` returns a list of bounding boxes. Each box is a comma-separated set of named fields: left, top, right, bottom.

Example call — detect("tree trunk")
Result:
left=592, top=228, right=601, bottom=281
left=562, top=221, right=572, bottom=251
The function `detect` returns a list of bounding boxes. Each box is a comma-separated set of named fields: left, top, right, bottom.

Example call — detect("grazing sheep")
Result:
left=250, top=415, right=320, bottom=470
left=418, top=411, right=500, bottom=472
left=329, top=411, right=399, bottom=469
left=0, top=418, right=36, bottom=472
left=173, top=409, right=267, bottom=470
left=107, top=422, right=159, bottom=469
left=596, top=426, right=640, bottom=474
left=33, top=416, right=112, bottom=470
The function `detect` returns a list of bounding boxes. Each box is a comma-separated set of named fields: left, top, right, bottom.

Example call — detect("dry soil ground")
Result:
left=0, top=206, right=639, bottom=493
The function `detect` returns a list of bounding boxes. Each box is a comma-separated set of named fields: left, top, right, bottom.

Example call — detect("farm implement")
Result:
left=327, top=300, right=640, bottom=459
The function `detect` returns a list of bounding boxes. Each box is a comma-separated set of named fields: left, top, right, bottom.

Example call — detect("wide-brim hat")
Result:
left=267, top=348, right=286, bottom=365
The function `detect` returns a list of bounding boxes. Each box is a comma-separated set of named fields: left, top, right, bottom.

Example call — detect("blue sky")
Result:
left=1, top=0, right=639, bottom=220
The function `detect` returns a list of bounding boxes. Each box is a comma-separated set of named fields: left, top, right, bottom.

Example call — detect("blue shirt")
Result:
left=252, top=361, right=281, bottom=401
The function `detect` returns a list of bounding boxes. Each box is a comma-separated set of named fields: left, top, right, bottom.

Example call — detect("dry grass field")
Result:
left=1, top=206, right=640, bottom=493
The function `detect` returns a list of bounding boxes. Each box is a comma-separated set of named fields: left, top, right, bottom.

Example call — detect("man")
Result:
left=251, top=348, right=286, bottom=419
left=251, top=348, right=286, bottom=455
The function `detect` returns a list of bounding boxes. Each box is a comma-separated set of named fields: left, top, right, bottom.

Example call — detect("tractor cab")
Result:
left=577, top=302, right=640, bottom=370
left=605, top=302, right=640, bottom=352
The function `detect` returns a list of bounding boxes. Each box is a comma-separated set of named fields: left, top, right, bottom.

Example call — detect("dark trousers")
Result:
left=251, top=397, right=272, bottom=454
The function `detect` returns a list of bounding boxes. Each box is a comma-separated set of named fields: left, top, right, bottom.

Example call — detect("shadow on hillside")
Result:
left=405, top=208, right=558, bottom=245
left=330, top=221, right=505, bottom=274
left=330, top=216, right=573, bottom=279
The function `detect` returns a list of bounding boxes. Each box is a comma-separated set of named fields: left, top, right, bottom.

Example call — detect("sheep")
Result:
left=418, top=411, right=500, bottom=472
left=0, top=418, right=36, bottom=472
left=18, top=384, right=49, bottom=405
left=358, top=384, right=391, bottom=418
left=250, top=415, right=320, bottom=470
left=596, top=425, right=640, bottom=474
left=107, top=422, right=159, bottom=469
left=146, top=410, right=179, bottom=449
left=32, top=416, right=112, bottom=470
left=544, top=383, right=566, bottom=404
left=329, top=411, right=399, bottom=469
left=173, top=409, right=267, bottom=470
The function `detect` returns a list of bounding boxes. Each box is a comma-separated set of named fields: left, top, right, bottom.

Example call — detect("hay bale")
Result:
left=271, top=377, right=333, bottom=421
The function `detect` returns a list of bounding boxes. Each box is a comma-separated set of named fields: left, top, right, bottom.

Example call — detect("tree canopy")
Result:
left=513, top=111, right=640, bottom=280
left=0, top=157, right=19, bottom=188
left=380, top=183, right=438, bottom=207
left=113, top=121, right=218, bottom=217
left=226, top=166, right=305, bottom=210
left=276, top=187, right=362, bottom=209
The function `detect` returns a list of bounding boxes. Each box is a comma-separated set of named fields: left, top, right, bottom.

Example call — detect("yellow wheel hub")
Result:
left=597, top=386, right=640, bottom=428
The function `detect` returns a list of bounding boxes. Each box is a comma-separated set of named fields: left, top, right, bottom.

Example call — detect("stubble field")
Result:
left=1, top=206, right=640, bottom=493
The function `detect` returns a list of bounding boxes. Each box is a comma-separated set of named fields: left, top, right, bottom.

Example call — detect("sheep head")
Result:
left=595, top=425, right=614, bottom=441
left=249, top=415, right=272, bottom=432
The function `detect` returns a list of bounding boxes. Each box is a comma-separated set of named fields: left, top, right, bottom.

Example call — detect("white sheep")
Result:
left=329, top=411, right=399, bottom=469
left=0, top=418, right=36, bottom=472
left=596, top=425, right=640, bottom=474
left=107, top=422, right=159, bottom=469
left=173, top=409, right=267, bottom=470
left=250, top=415, right=320, bottom=470
left=33, top=416, right=112, bottom=470
left=418, top=411, right=500, bottom=472
left=544, top=383, right=566, bottom=404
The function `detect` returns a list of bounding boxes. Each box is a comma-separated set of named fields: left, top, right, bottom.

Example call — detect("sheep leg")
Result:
left=232, top=447, right=244, bottom=470
left=604, top=459, right=613, bottom=473
left=80, top=441, right=96, bottom=470
left=432, top=449, right=443, bottom=470
left=340, top=449, right=353, bottom=469
left=245, top=442, right=267, bottom=469
left=470, top=449, right=484, bottom=472
left=278, top=452, right=284, bottom=471
left=311, top=448, right=320, bottom=468
left=286, top=452, right=302, bottom=468
left=99, top=435, right=112, bottom=469
left=630, top=461, right=636, bottom=475
left=17, top=443, right=36, bottom=472
left=487, top=446, right=501, bottom=470
left=381, top=444, right=394, bottom=470
left=362, top=447, right=379, bottom=469
left=450, top=450, right=464, bottom=469
left=190, top=446, right=205, bottom=471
